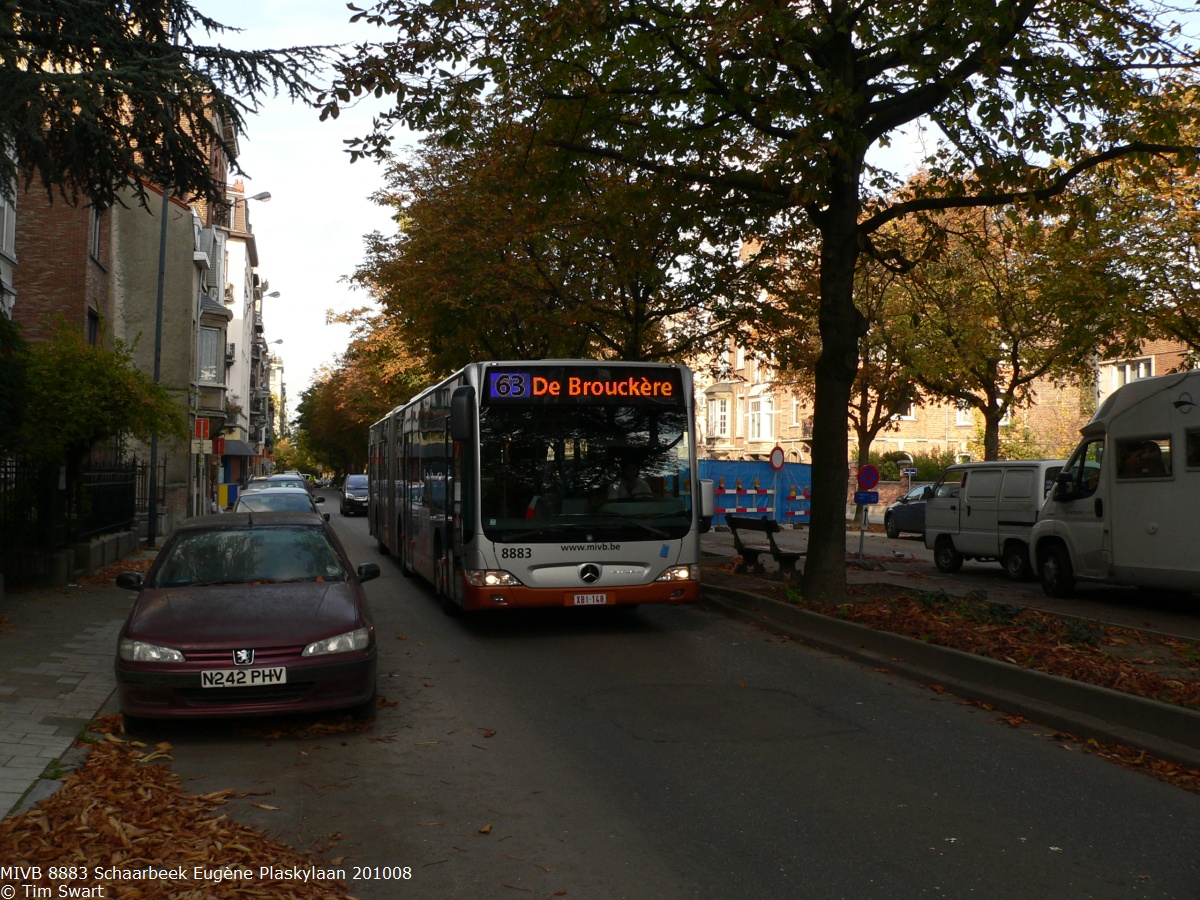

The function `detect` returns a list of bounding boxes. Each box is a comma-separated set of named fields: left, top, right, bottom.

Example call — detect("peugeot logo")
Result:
left=233, top=649, right=255, bottom=666
left=579, top=564, right=601, bottom=584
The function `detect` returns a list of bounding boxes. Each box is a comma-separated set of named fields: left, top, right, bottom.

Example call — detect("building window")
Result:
left=749, top=394, right=774, bottom=441
left=89, top=206, right=103, bottom=261
left=198, top=327, right=221, bottom=383
left=892, top=401, right=916, bottom=421
left=707, top=397, right=729, bottom=437
left=1108, top=358, right=1153, bottom=391
left=0, top=192, right=14, bottom=259
left=86, top=308, right=100, bottom=346
left=955, top=400, right=973, bottom=427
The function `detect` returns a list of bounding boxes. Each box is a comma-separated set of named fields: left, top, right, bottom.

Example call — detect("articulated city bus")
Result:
left=368, top=360, right=710, bottom=612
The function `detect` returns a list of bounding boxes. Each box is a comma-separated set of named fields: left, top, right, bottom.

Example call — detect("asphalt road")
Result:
left=152, top=499, right=1200, bottom=899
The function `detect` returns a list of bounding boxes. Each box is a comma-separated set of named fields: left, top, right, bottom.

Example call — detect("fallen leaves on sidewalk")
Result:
left=79, top=553, right=158, bottom=586
left=0, top=715, right=356, bottom=899
left=0, top=615, right=13, bottom=633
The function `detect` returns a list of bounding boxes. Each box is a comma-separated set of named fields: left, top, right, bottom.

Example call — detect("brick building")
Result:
left=694, top=335, right=1195, bottom=505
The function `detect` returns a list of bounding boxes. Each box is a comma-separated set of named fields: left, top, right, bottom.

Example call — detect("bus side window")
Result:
left=1187, top=431, right=1200, bottom=469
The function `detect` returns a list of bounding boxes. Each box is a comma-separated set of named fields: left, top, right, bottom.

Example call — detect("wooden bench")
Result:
left=725, top=514, right=805, bottom=580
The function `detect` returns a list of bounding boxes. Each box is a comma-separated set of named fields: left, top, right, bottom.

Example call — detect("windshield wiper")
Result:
left=494, top=525, right=580, bottom=542
left=594, top=514, right=670, bottom=539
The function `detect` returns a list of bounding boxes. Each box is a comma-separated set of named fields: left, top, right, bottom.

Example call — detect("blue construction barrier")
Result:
left=698, top=459, right=811, bottom=527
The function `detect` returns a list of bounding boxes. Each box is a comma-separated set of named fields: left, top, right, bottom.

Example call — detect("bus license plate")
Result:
left=571, top=593, right=609, bottom=606
left=201, top=667, right=287, bottom=688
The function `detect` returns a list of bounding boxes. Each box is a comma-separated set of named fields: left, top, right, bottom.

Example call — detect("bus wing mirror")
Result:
left=451, top=385, right=476, bottom=442
left=699, top=478, right=715, bottom=525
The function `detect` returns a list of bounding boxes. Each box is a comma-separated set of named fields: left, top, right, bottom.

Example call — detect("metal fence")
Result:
left=1, top=456, right=162, bottom=587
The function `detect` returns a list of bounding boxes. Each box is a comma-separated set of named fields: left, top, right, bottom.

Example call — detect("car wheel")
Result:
left=1002, top=542, right=1032, bottom=581
left=120, top=712, right=153, bottom=736
left=1040, top=544, right=1075, bottom=598
left=885, top=514, right=900, bottom=539
left=933, top=537, right=963, bottom=573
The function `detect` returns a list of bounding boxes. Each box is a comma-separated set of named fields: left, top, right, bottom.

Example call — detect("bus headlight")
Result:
left=655, top=565, right=699, bottom=582
left=464, top=570, right=524, bottom=587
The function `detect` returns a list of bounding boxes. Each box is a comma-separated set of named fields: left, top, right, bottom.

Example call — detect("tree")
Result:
left=354, top=107, right=761, bottom=371
left=883, top=201, right=1137, bottom=459
left=14, top=324, right=186, bottom=464
left=329, top=0, right=1200, bottom=601
left=1, top=0, right=327, bottom=208
left=292, top=330, right=425, bottom=475
left=1070, top=149, right=1200, bottom=364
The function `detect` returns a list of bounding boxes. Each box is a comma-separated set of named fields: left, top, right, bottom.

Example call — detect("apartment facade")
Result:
left=695, top=336, right=1193, bottom=472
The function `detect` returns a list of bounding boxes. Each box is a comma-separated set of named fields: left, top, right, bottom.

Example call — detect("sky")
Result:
left=197, top=1, right=410, bottom=422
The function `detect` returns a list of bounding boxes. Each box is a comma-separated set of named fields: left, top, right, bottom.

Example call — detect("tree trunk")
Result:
left=801, top=191, right=867, bottom=603
left=983, top=413, right=1001, bottom=460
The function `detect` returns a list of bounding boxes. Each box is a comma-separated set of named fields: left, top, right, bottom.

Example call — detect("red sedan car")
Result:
left=114, top=512, right=378, bottom=723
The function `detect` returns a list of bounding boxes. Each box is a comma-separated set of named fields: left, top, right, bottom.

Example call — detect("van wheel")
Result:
left=1040, top=545, right=1075, bottom=598
left=885, top=514, right=900, bottom=539
left=934, top=537, right=963, bottom=573
left=1002, top=543, right=1032, bottom=581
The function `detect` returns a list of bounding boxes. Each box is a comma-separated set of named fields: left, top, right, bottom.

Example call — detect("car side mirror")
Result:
left=115, top=572, right=144, bottom=591
left=357, top=562, right=381, bottom=583
left=323, top=513, right=331, bottom=522
left=921, top=486, right=933, bottom=500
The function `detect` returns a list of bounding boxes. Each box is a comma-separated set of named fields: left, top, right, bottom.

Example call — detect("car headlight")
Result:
left=655, top=565, right=699, bottom=582
left=464, top=569, right=524, bottom=587
left=302, top=627, right=371, bottom=657
left=119, top=638, right=185, bottom=663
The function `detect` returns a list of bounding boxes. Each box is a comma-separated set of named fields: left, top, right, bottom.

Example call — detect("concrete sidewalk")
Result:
left=0, top=556, right=149, bottom=817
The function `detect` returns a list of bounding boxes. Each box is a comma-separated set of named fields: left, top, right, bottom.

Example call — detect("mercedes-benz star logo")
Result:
left=579, top=564, right=601, bottom=584
left=233, top=649, right=255, bottom=666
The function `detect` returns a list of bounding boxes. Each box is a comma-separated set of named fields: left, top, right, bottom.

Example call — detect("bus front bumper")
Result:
left=461, top=579, right=700, bottom=611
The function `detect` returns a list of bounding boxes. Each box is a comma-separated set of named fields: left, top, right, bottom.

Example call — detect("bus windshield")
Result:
left=478, top=402, right=694, bottom=543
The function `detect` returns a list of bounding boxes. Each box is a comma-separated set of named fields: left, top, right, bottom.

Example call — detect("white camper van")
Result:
left=924, top=459, right=1066, bottom=580
left=1032, top=369, right=1200, bottom=598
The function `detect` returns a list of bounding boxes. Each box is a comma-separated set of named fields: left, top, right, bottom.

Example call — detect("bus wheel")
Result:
left=397, top=526, right=412, bottom=577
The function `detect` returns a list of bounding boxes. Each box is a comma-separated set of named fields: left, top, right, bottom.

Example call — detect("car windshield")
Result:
left=152, top=526, right=347, bottom=586
left=346, top=475, right=368, bottom=490
left=234, top=493, right=316, bottom=513
left=268, top=478, right=308, bottom=490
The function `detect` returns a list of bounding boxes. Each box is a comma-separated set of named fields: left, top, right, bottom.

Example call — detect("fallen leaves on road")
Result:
left=0, top=715, right=356, bottom=899
left=0, top=615, right=13, bottom=633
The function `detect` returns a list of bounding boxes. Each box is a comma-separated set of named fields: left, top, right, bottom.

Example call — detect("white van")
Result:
left=1032, top=369, right=1200, bottom=598
left=924, top=459, right=1066, bottom=580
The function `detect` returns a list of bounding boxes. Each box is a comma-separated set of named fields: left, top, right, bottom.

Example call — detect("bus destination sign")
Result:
left=483, top=366, right=684, bottom=406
